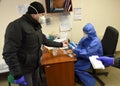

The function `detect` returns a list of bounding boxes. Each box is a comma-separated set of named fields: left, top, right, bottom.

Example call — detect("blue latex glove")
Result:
left=68, top=44, right=75, bottom=49
left=97, top=56, right=114, bottom=66
left=68, top=41, right=77, bottom=49
left=69, top=42, right=77, bottom=47
left=14, top=76, right=27, bottom=86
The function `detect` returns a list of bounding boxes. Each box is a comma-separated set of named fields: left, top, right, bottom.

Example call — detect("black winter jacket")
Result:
left=2, top=14, right=62, bottom=79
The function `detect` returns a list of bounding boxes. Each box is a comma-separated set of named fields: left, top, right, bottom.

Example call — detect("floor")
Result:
left=0, top=51, right=120, bottom=86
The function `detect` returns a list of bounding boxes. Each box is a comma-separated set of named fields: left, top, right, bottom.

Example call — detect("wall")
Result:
left=82, top=0, right=120, bottom=50
left=0, top=0, right=120, bottom=59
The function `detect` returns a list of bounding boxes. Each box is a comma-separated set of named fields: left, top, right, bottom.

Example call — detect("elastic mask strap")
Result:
left=29, top=5, right=39, bottom=14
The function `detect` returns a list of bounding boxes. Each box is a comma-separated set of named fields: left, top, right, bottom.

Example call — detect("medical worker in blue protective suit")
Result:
left=73, top=23, right=103, bottom=86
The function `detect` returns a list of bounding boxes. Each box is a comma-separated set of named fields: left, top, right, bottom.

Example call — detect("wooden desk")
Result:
left=41, top=49, right=76, bottom=86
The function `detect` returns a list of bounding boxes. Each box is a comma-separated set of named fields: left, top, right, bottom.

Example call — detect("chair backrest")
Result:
left=101, top=26, right=119, bottom=57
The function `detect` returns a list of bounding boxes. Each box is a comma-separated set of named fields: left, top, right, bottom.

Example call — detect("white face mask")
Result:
left=38, top=16, right=46, bottom=24
left=83, top=32, right=88, bottom=38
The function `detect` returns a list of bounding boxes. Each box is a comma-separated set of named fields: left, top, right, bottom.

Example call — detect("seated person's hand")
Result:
left=70, top=41, right=77, bottom=47
left=97, top=56, right=114, bottom=66
left=14, top=76, right=27, bottom=86
left=68, top=41, right=77, bottom=49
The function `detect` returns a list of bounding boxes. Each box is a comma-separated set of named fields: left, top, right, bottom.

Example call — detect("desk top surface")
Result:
left=41, top=49, right=77, bottom=65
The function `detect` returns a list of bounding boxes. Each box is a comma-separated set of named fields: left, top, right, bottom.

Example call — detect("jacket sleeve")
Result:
left=42, top=34, right=63, bottom=47
left=2, top=22, right=23, bottom=79
left=74, top=39, right=101, bottom=59
left=76, top=38, right=85, bottom=49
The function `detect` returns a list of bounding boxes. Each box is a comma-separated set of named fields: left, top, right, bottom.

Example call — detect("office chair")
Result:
left=91, top=26, right=119, bottom=86
left=101, top=26, right=119, bottom=57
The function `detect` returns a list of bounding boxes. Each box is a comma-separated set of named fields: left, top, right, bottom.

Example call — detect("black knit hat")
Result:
left=27, top=1, right=45, bottom=14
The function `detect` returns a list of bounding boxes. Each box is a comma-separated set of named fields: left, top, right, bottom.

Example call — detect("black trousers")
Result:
left=19, top=68, right=41, bottom=86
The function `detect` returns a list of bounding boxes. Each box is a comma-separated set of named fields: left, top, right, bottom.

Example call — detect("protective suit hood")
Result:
left=83, top=23, right=97, bottom=38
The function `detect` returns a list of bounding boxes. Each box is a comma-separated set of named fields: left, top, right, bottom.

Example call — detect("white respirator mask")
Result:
left=38, top=16, right=46, bottom=24
left=83, top=32, right=88, bottom=38
left=28, top=5, right=46, bottom=24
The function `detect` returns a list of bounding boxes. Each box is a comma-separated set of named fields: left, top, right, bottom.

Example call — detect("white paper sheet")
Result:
left=89, top=55, right=105, bottom=69
left=74, top=8, right=82, bottom=20
left=59, top=13, right=72, bottom=31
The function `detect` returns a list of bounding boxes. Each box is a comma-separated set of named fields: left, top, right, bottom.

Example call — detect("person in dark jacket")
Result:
left=97, top=56, right=120, bottom=68
left=2, top=1, right=68, bottom=86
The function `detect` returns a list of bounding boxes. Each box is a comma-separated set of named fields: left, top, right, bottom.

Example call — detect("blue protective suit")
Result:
left=74, top=23, right=103, bottom=86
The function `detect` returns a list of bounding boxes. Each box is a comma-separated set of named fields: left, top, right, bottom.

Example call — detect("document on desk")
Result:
left=89, top=55, right=105, bottom=69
